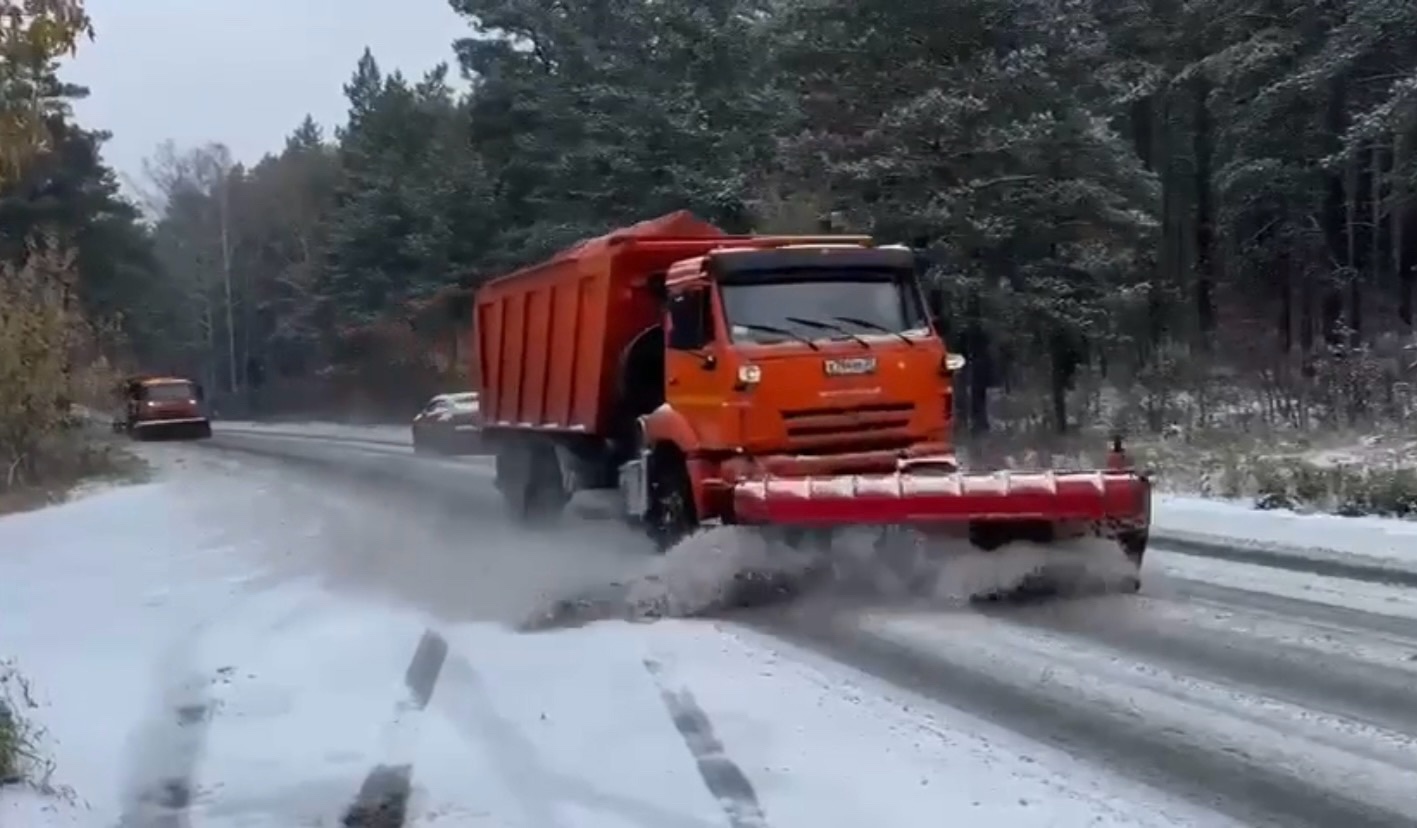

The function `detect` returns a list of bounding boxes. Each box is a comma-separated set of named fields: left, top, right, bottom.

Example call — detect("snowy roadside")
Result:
left=214, top=420, right=410, bottom=445
left=0, top=447, right=1237, bottom=827
left=1152, top=494, right=1417, bottom=580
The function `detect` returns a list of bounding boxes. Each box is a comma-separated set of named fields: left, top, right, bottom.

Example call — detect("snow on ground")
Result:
left=1153, top=493, right=1417, bottom=572
left=0, top=448, right=1236, bottom=827
left=855, top=607, right=1417, bottom=820
left=1153, top=548, right=1417, bottom=620
left=215, top=419, right=410, bottom=445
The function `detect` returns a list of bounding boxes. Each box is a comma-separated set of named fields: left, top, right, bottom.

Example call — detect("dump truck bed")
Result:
left=474, top=212, right=722, bottom=434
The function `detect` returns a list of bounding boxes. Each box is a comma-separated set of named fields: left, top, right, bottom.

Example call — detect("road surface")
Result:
left=1, top=423, right=1414, bottom=827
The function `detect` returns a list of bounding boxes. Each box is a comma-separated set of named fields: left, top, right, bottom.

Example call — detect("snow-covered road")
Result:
left=2, top=424, right=1415, bottom=827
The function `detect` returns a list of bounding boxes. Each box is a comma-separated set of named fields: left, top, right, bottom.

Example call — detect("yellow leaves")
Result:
left=0, top=0, right=93, bottom=186
left=0, top=241, right=109, bottom=478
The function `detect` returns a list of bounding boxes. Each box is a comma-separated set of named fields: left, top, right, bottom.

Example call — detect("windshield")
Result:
left=141, top=382, right=195, bottom=402
left=449, top=393, right=479, bottom=412
left=718, top=273, right=927, bottom=345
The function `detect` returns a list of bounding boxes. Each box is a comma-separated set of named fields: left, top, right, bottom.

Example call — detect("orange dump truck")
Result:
left=474, top=212, right=1150, bottom=583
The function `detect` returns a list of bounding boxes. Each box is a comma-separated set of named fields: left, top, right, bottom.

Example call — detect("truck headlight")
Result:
left=737, top=365, right=762, bottom=385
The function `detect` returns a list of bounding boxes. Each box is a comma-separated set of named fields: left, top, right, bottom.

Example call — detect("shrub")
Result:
left=0, top=661, right=55, bottom=789
left=0, top=241, right=118, bottom=493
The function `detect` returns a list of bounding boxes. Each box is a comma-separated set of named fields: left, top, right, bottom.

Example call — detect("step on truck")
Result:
left=473, top=211, right=1151, bottom=587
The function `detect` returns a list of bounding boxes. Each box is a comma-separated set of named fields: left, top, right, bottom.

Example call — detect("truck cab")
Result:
left=622, top=244, right=963, bottom=545
left=657, top=244, right=953, bottom=455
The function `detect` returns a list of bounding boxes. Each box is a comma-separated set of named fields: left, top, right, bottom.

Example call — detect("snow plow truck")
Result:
left=473, top=212, right=1151, bottom=588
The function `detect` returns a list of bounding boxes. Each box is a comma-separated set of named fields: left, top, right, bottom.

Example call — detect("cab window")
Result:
left=141, top=382, right=196, bottom=402
left=667, top=289, right=714, bottom=350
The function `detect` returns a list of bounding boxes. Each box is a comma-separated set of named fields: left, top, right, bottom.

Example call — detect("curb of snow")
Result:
left=214, top=425, right=409, bottom=448
left=1148, top=528, right=1417, bottom=588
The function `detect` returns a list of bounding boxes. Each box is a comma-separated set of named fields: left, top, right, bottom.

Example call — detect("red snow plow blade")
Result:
left=732, top=466, right=1151, bottom=541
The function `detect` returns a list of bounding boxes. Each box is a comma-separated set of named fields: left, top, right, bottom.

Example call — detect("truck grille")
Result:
left=780, top=402, right=915, bottom=448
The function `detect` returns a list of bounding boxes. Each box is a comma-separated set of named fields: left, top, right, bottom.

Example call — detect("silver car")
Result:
left=411, top=392, right=483, bottom=455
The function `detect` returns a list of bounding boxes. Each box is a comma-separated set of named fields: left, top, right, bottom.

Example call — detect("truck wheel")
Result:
left=1118, top=530, right=1147, bottom=593
left=499, top=440, right=569, bottom=522
left=646, top=452, right=697, bottom=552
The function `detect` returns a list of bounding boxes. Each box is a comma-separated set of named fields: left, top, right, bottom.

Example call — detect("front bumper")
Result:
left=135, top=417, right=209, bottom=427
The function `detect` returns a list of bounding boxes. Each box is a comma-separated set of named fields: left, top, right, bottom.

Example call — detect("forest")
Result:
left=7, top=0, right=1417, bottom=451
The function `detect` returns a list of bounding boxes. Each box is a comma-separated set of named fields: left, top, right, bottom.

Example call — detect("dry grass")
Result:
left=0, top=661, right=59, bottom=793
left=0, top=434, right=148, bottom=516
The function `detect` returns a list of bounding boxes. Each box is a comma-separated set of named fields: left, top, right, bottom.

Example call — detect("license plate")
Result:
left=824, top=357, right=877, bottom=376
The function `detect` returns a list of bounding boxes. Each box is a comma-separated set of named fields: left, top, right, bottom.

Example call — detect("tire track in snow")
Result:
left=754, top=576, right=1417, bottom=828
left=644, top=658, right=769, bottom=828
left=981, top=593, right=1417, bottom=738
left=116, top=639, right=222, bottom=828
left=432, top=649, right=723, bottom=828
left=341, top=629, right=448, bottom=828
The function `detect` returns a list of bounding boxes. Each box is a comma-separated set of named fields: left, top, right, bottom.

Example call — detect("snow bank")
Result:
left=214, top=420, right=410, bottom=445
left=1154, top=493, right=1417, bottom=577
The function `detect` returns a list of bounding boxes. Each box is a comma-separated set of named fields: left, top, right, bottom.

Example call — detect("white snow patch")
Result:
left=1153, top=549, right=1417, bottom=622
left=215, top=420, right=410, bottom=445
left=1154, top=493, right=1417, bottom=573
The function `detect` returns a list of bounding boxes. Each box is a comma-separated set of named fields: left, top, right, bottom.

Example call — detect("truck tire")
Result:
left=1118, top=530, right=1147, bottom=593
left=646, top=449, right=697, bottom=552
left=498, top=439, right=569, bottom=523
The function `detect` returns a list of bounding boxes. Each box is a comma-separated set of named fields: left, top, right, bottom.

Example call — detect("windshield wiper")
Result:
left=833, top=315, right=915, bottom=347
left=737, top=322, right=820, bottom=350
left=785, top=316, right=871, bottom=349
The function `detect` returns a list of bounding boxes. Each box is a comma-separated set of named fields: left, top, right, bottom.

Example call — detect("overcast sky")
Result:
left=64, top=0, right=468, bottom=192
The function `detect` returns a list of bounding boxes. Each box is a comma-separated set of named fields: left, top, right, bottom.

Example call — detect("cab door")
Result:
left=663, top=287, right=734, bottom=448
